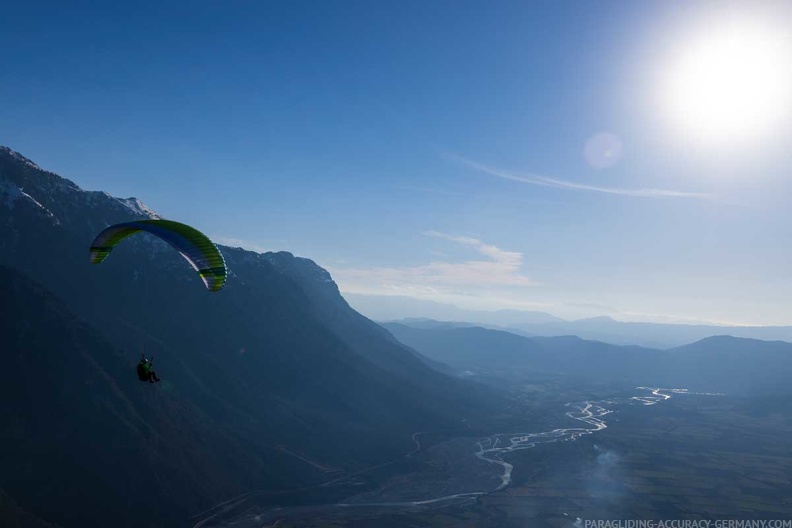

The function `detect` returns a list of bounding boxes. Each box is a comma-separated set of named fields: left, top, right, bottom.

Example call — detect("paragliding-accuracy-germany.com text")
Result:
left=581, top=521, right=792, bottom=528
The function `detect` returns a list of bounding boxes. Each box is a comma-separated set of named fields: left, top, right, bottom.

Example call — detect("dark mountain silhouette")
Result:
left=0, top=265, right=260, bottom=527
left=0, top=489, right=60, bottom=528
left=0, top=146, right=503, bottom=527
left=383, top=324, right=792, bottom=394
left=661, top=335, right=792, bottom=393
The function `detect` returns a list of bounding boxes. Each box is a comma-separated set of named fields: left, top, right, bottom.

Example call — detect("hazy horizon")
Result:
left=342, top=292, right=744, bottom=327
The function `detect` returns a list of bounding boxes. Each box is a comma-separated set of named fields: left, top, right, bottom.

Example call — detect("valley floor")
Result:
left=186, top=384, right=792, bottom=527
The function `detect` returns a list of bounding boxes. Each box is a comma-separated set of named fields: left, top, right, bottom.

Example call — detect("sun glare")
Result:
left=660, top=17, right=792, bottom=146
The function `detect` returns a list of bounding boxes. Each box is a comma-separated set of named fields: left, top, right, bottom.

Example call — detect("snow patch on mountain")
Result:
left=116, top=197, right=160, bottom=219
left=0, top=146, right=42, bottom=171
left=0, top=179, right=59, bottom=223
left=1, top=146, right=160, bottom=225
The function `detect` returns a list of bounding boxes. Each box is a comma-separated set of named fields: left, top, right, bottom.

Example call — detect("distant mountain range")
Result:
left=344, top=294, right=565, bottom=325
left=383, top=322, right=792, bottom=395
left=379, top=312, right=792, bottom=349
left=505, top=316, right=792, bottom=349
left=0, top=146, right=503, bottom=527
left=348, top=293, right=792, bottom=349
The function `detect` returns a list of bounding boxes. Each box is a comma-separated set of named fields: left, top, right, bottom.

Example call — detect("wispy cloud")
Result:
left=450, top=154, right=713, bottom=199
left=329, top=231, right=536, bottom=298
left=423, top=230, right=525, bottom=270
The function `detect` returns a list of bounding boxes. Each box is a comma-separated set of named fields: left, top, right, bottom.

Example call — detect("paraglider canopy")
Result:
left=90, top=219, right=228, bottom=291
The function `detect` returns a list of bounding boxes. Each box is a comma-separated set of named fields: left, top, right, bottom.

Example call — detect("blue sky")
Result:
left=3, top=1, right=792, bottom=324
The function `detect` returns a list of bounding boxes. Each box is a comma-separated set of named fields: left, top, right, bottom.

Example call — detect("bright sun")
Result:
left=661, top=16, right=792, bottom=145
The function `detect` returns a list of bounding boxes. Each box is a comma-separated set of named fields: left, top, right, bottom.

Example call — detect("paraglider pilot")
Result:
left=137, top=354, right=161, bottom=383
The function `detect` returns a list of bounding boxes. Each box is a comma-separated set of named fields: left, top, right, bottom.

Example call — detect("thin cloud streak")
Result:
left=330, top=231, right=537, bottom=298
left=423, top=230, right=524, bottom=268
left=451, top=154, right=713, bottom=199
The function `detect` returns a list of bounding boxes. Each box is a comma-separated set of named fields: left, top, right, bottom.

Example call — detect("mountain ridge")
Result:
left=382, top=322, right=792, bottom=394
left=0, top=146, right=505, bottom=527
left=380, top=313, right=792, bottom=348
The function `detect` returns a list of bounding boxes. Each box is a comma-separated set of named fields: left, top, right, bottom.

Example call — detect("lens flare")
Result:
left=584, top=133, right=624, bottom=169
